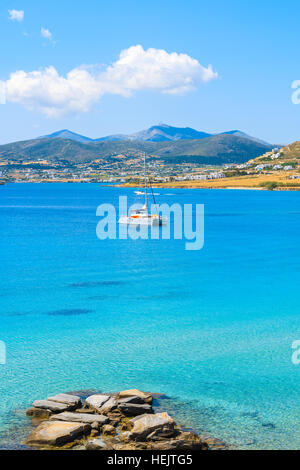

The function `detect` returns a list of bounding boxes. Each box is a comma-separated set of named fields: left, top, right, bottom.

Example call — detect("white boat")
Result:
left=119, top=154, right=167, bottom=226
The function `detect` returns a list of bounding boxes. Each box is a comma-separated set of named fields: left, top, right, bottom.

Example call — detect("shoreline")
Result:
left=2, top=181, right=300, bottom=191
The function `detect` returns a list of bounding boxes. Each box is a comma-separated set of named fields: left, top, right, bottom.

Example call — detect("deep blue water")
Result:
left=1, top=183, right=300, bottom=449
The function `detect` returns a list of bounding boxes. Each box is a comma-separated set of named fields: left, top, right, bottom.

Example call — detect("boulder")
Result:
left=99, top=397, right=118, bottom=413
left=26, top=407, right=52, bottom=419
left=118, top=403, right=152, bottom=416
left=86, top=438, right=113, bottom=450
left=32, top=400, right=75, bottom=413
left=49, top=412, right=109, bottom=427
left=118, top=396, right=146, bottom=405
left=85, top=395, right=110, bottom=412
left=129, top=412, right=175, bottom=441
left=102, top=424, right=117, bottom=436
left=47, top=393, right=81, bottom=408
left=118, top=389, right=153, bottom=404
left=24, top=421, right=91, bottom=447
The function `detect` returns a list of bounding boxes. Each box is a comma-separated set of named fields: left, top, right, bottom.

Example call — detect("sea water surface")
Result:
left=1, top=183, right=300, bottom=449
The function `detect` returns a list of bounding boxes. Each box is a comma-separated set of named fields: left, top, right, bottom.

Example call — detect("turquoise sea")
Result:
left=1, top=183, right=300, bottom=449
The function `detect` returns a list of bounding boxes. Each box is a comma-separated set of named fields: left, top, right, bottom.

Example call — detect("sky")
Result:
left=0, top=0, right=300, bottom=145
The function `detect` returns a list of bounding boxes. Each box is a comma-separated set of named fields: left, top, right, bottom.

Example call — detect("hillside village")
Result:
left=1, top=142, right=300, bottom=190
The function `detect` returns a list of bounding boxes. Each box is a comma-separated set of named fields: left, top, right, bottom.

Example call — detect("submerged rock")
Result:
left=26, top=408, right=52, bottom=419
left=118, top=389, right=153, bottom=404
left=24, top=421, right=91, bottom=447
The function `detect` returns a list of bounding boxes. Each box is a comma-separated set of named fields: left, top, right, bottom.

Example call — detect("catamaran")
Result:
left=119, top=154, right=167, bottom=226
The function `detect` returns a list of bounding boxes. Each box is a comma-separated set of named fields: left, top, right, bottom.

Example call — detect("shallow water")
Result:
left=1, top=183, right=300, bottom=449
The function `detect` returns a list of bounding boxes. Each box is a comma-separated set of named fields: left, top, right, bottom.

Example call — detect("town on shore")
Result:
left=1, top=145, right=300, bottom=190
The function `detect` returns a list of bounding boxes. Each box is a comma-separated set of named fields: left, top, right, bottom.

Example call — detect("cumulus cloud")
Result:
left=5, top=45, right=218, bottom=117
left=8, top=9, right=24, bottom=22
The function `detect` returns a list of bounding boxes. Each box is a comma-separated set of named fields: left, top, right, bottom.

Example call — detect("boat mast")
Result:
left=144, top=152, right=148, bottom=211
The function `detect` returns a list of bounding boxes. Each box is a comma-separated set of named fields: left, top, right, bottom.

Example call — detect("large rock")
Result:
left=50, top=412, right=109, bottom=427
left=85, top=395, right=110, bottom=412
left=48, top=393, right=81, bottom=408
left=129, top=412, right=175, bottom=441
left=86, top=438, right=113, bottom=450
left=99, top=397, right=118, bottom=413
left=118, top=403, right=152, bottom=416
left=118, top=396, right=146, bottom=405
left=32, top=400, right=75, bottom=413
left=24, top=421, right=91, bottom=447
left=118, top=389, right=153, bottom=404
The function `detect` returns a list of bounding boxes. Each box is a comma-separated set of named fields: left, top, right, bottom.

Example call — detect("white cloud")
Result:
left=4, top=45, right=218, bottom=117
left=8, top=9, right=24, bottom=22
left=41, top=27, right=52, bottom=40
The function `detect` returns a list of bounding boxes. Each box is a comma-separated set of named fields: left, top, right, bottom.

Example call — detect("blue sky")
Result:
left=0, top=0, right=299, bottom=144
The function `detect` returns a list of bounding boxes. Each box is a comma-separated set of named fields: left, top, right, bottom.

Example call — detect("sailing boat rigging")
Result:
left=119, top=153, right=167, bottom=226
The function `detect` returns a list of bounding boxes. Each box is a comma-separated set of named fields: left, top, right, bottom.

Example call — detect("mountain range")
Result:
left=42, top=124, right=272, bottom=146
left=0, top=124, right=277, bottom=166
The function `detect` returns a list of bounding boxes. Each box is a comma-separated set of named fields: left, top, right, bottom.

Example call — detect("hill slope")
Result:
left=0, top=134, right=273, bottom=165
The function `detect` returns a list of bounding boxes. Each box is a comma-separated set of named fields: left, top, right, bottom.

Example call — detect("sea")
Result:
left=1, top=183, right=300, bottom=449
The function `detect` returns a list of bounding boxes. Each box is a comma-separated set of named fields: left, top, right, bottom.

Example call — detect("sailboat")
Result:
left=119, top=153, right=167, bottom=226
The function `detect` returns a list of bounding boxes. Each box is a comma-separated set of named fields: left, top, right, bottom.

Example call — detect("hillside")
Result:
left=0, top=134, right=273, bottom=165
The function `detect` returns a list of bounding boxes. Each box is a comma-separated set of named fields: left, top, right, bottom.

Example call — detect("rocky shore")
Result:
left=23, top=389, right=227, bottom=451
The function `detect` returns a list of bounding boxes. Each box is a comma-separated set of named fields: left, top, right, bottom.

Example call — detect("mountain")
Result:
left=219, top=130, right=272, bottom=146
left=128, top=124, right=212, bottom=142
left=41, top=129, right=93, bottom=143
left=0, top=134, right=273, bottom=165
left=40, top=124, right=273, bottom=147
left=97, top=124, right=212, bottom=142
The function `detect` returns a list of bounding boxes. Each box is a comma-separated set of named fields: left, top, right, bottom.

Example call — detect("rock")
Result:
left=26, top=407, right=52, bottom=419
left=118, top=396, right=146, bottom=405
left=86, top=438, right=113, bottom=450
left=90, top=429, right=100, bottom=438
left=50, top=412, right=109, bottom=427
left=149, top=434, right=206, bottom=450
left=47, top=393, right=81, bottom=408
left=76, top=409, right=95, bottom=414
left=85, top=395, right=110, bottom=412
left=32, top=400, right=75, bottom=413
left=129, top=412, right=175, bottom=441
left=119, top=389, right=153, bottom=404
left=119, top=431, right=131, bottom=442
left=102, top=424, right=117, bottom=436
left=24, top=421, right=91, bottom=447
left=118, top=403, right=152, bottom=416
left=99, top=397, right=118, bottom=413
